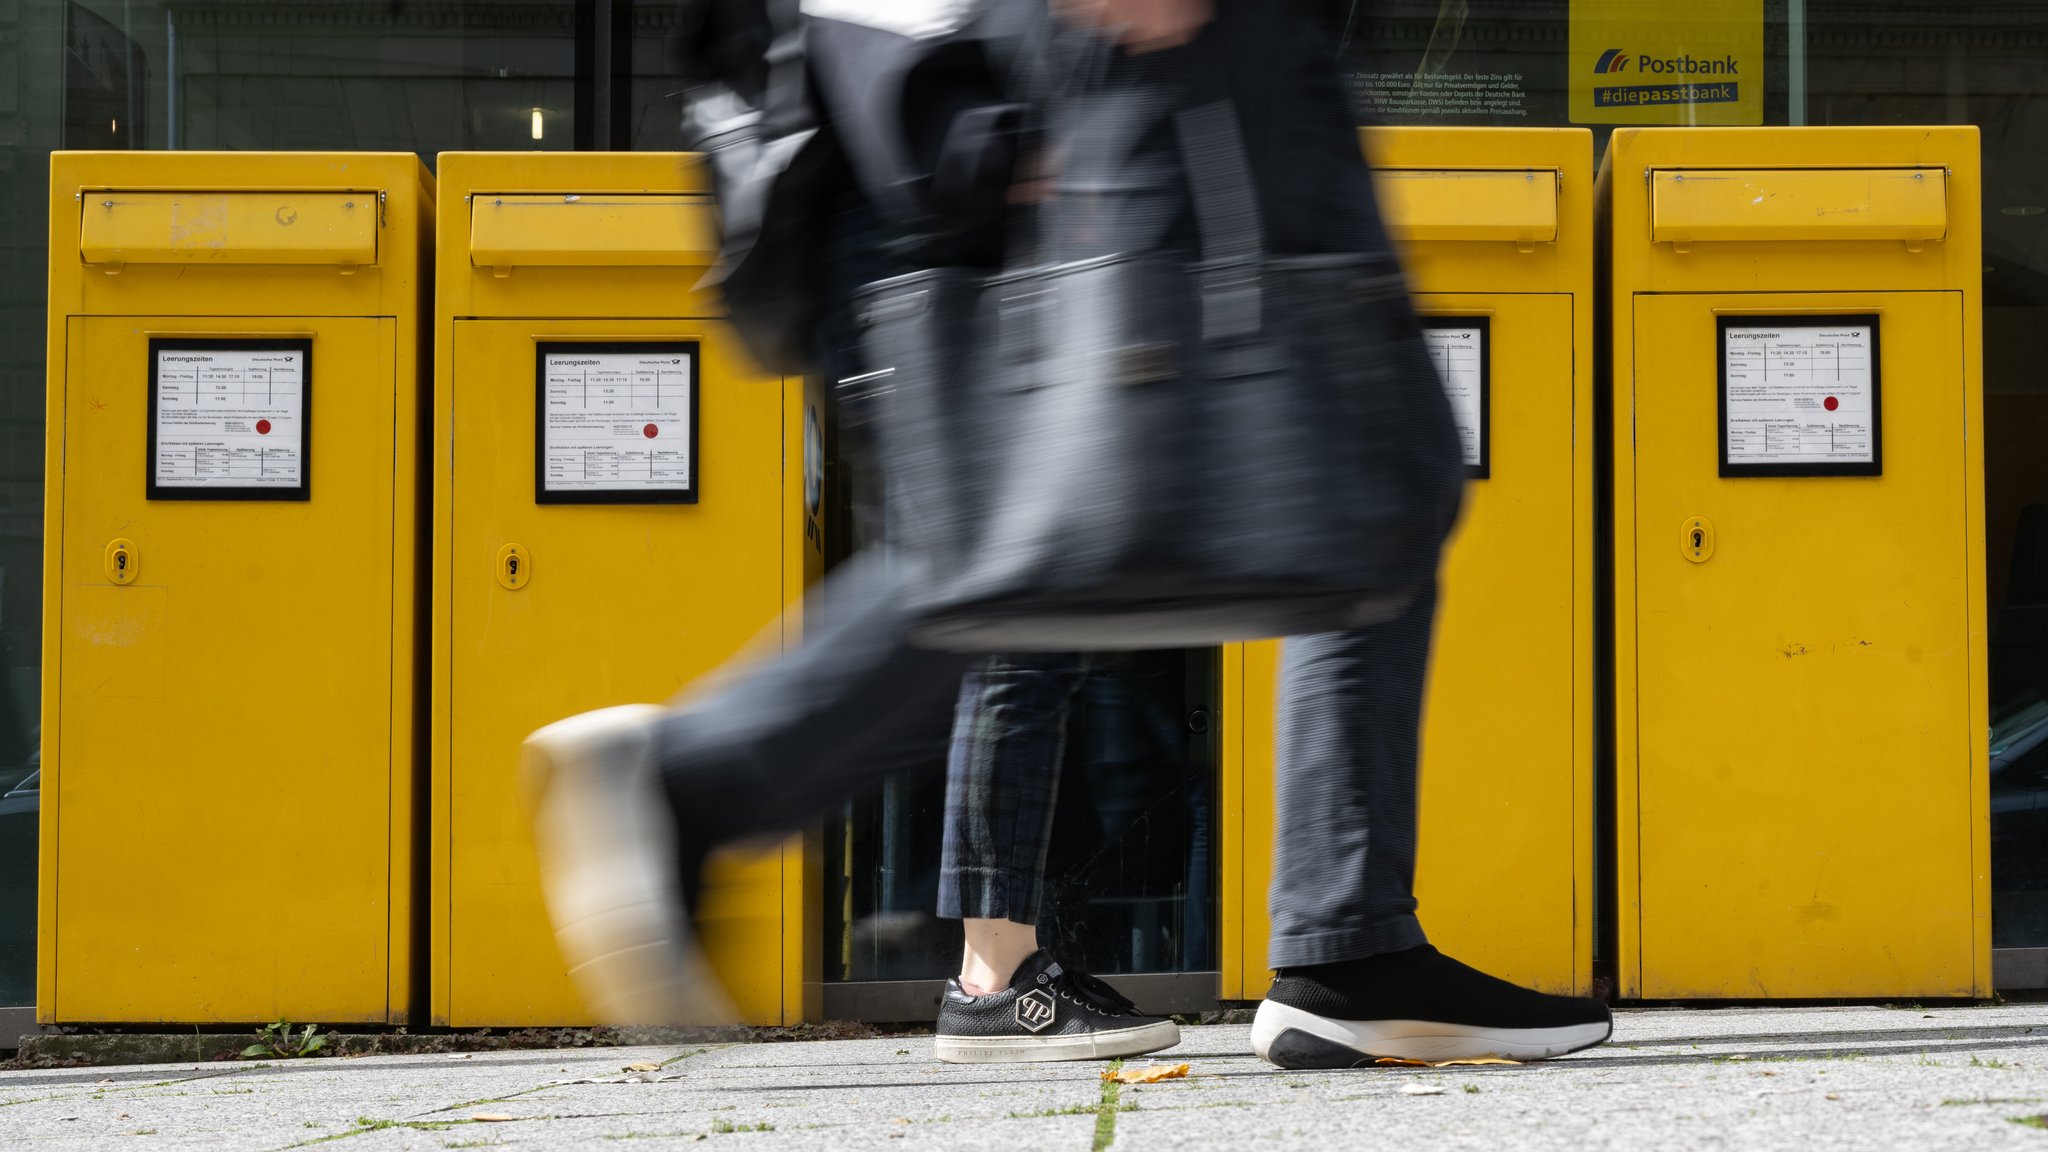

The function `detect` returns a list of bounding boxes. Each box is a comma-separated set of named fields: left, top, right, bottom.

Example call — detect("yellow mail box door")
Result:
left=1411, top=293, right=1579, bottom=995
left=56, top=315, right=397, bottom=1023
left=444, top=319, right=786, bottom=1026
left=1631, top=291, right=1974, bottom=998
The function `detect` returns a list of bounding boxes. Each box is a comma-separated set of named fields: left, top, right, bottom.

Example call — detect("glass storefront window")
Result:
left=824, top=650, right=1219, bottom=985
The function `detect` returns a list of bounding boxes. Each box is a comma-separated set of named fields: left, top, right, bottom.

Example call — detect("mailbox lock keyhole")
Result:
left=104, top=538, right=138, bottom=585
left=495, top=543, right=531, bottom=590
left=1681, top=517, right=1716, bottom=564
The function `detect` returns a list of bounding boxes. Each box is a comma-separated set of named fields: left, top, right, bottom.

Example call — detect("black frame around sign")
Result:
left=1422, top=316, right=1491, bottom=480
left=534, top=340, right=701, bottom=505
left=1718, top=314, right=1883, bottom=478
left=146, top=337, right=314, bottom=502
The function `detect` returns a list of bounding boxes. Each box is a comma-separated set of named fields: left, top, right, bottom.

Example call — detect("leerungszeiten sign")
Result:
left=536, top=342, right=699, bottom=503
left=148, top=338, right=312, bottom=500
left=1719, top=316, right=1882, bottom=477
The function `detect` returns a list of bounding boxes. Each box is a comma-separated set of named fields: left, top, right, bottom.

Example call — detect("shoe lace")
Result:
left=1043, top=958, right=1139, bottom=1018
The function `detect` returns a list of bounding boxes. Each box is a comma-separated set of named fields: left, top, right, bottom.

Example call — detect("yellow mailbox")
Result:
left=1222, top=129, right=1596, bottom=1000
left=42, top=153, right=431, bottom=1023
left=432, top=154, right=820, bottom=1027
left=1600, top=127, right=1988, bottom=998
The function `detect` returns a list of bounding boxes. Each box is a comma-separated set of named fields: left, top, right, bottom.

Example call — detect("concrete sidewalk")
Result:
left=4, top=1005, right=2047, bottom=1150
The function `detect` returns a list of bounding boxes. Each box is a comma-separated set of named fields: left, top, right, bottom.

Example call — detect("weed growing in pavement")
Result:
left=709, top=1119, right=775, bottom=1133
left=1464, top=1084, right=1481, bottom=1094
left=1971, top=1055, right=2013, bottom=1070
left=2009, top=1115, right=2048, bottom=1130
left=242, top=1021, right=329, bottom=1060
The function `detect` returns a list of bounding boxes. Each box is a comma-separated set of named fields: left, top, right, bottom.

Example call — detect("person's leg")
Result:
left=940, top=654, right=1088, bottom=994
left=1249, top=588, right=1612, bottom=1066
left=933, top=653, right=1181, bottom=1063
left=1264, top=596, right=1435, bottom=970
left=524, top=551, right=972, bottom=1025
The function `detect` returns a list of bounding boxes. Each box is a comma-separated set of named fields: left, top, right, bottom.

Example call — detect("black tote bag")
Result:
left=853, top=70, right=1465, bottom=651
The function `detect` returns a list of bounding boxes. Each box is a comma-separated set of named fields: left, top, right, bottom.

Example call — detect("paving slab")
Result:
left=3, top=1006, right=2046, bottom=1150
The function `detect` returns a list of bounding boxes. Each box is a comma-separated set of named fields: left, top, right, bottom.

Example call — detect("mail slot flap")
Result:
left=1374, top=168, right=1560, bottom=244
left=1650, top=167, right=1948, bottom=244
left=79, top=191, right=378, bottom=267
left=468, top=194, right=719, bottom=269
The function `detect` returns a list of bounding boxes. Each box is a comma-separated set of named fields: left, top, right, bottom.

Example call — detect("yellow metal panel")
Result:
left=1603, top=126, right=1988, bottom=1000
left=79, top=191, right=378, bottom=269
left=467, top=194, right=719, bottom=272
left=44, top=152, right=428, bottom=1027
left=54, top=317, right=398, bottom=1022
left=435, top=147, right=810, bottom=1029
left=1631, top=292, right=1975, bottom=997
left=1376, top=169, right=1559, bottom=247
left=440, top=319, right=787, bottom=1026
left=1650, top=168, right=1948, bottom=246
left=1410, top=293, right=1580, bottom=994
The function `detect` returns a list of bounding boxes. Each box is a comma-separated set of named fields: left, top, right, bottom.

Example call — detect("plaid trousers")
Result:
left=937, top=653, right=1091, bottom=923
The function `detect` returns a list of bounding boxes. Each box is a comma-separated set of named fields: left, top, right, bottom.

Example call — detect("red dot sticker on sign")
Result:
left=1823, top=397, right=1840, bottom=412
left=256, top=419, right=272, bottom=434
left=643, top=424, right=659, bottom=439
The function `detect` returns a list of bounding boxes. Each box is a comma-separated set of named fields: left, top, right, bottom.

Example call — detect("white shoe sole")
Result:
left=1250, top=1000, right=1610, bottom=1066
left=933, top=1019, right=1182, bottom=1064
left=524, top=703, right=734, bottom=1027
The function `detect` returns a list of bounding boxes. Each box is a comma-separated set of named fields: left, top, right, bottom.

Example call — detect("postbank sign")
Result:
left=1570, top=0, right=1763, bottom=125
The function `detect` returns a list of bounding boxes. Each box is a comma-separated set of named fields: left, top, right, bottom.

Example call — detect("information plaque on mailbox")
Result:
left=534, top=340, right=699, bottom=504
left=1718, top=314, right=1882, bottom=478
left=147, top=337, right=313, bottom=501
left=1423, top=317, right=1491, bottom=479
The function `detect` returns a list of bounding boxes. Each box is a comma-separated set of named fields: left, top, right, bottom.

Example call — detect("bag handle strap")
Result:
left=1173, top=97, right=1265, bottom=339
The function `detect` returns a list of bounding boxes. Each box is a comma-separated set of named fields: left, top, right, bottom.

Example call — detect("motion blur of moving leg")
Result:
left=932, top=655, right=1181, bottom=1063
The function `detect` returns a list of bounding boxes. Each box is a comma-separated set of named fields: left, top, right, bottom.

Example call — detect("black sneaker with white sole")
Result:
left=935, top=950, right=1181, bottom=1064
left=1251, top=944, right=1612, bottom=1067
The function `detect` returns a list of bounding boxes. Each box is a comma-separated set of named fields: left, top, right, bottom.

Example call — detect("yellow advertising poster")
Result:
left=1569, top=0, right=1764, bottom=125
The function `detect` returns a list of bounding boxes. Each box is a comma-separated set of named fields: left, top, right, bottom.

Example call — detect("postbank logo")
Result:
left=1569, top=0, right=1761, bottom=125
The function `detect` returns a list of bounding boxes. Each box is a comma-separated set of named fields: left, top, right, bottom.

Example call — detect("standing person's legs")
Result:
left=931, top=653, right=1181, bottom=1063
left=941, top=654, right=1090, bottom=993
left=1249, top=589, right=1612, bottom=1066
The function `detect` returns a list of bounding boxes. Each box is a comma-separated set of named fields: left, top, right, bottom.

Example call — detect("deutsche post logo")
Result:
left=1594, top=48, right=1630, bottom=73
left=1015, top=989, right=1056, bottom=1033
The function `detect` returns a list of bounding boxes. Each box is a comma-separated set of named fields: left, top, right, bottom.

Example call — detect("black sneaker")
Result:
left=523, top=704, right=730, bottom=1026
left=934, top=950, right=1181, bottom=1064
left=1251, top=944, right=1612, bottom=1067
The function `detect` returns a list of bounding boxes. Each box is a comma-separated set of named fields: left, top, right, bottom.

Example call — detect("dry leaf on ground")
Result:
left=1102, top=1062, right=1190, bottom=1084
left=623, top=1062, right=661, bottom=1072
left=470, top=1113, right=518, bottom=1122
